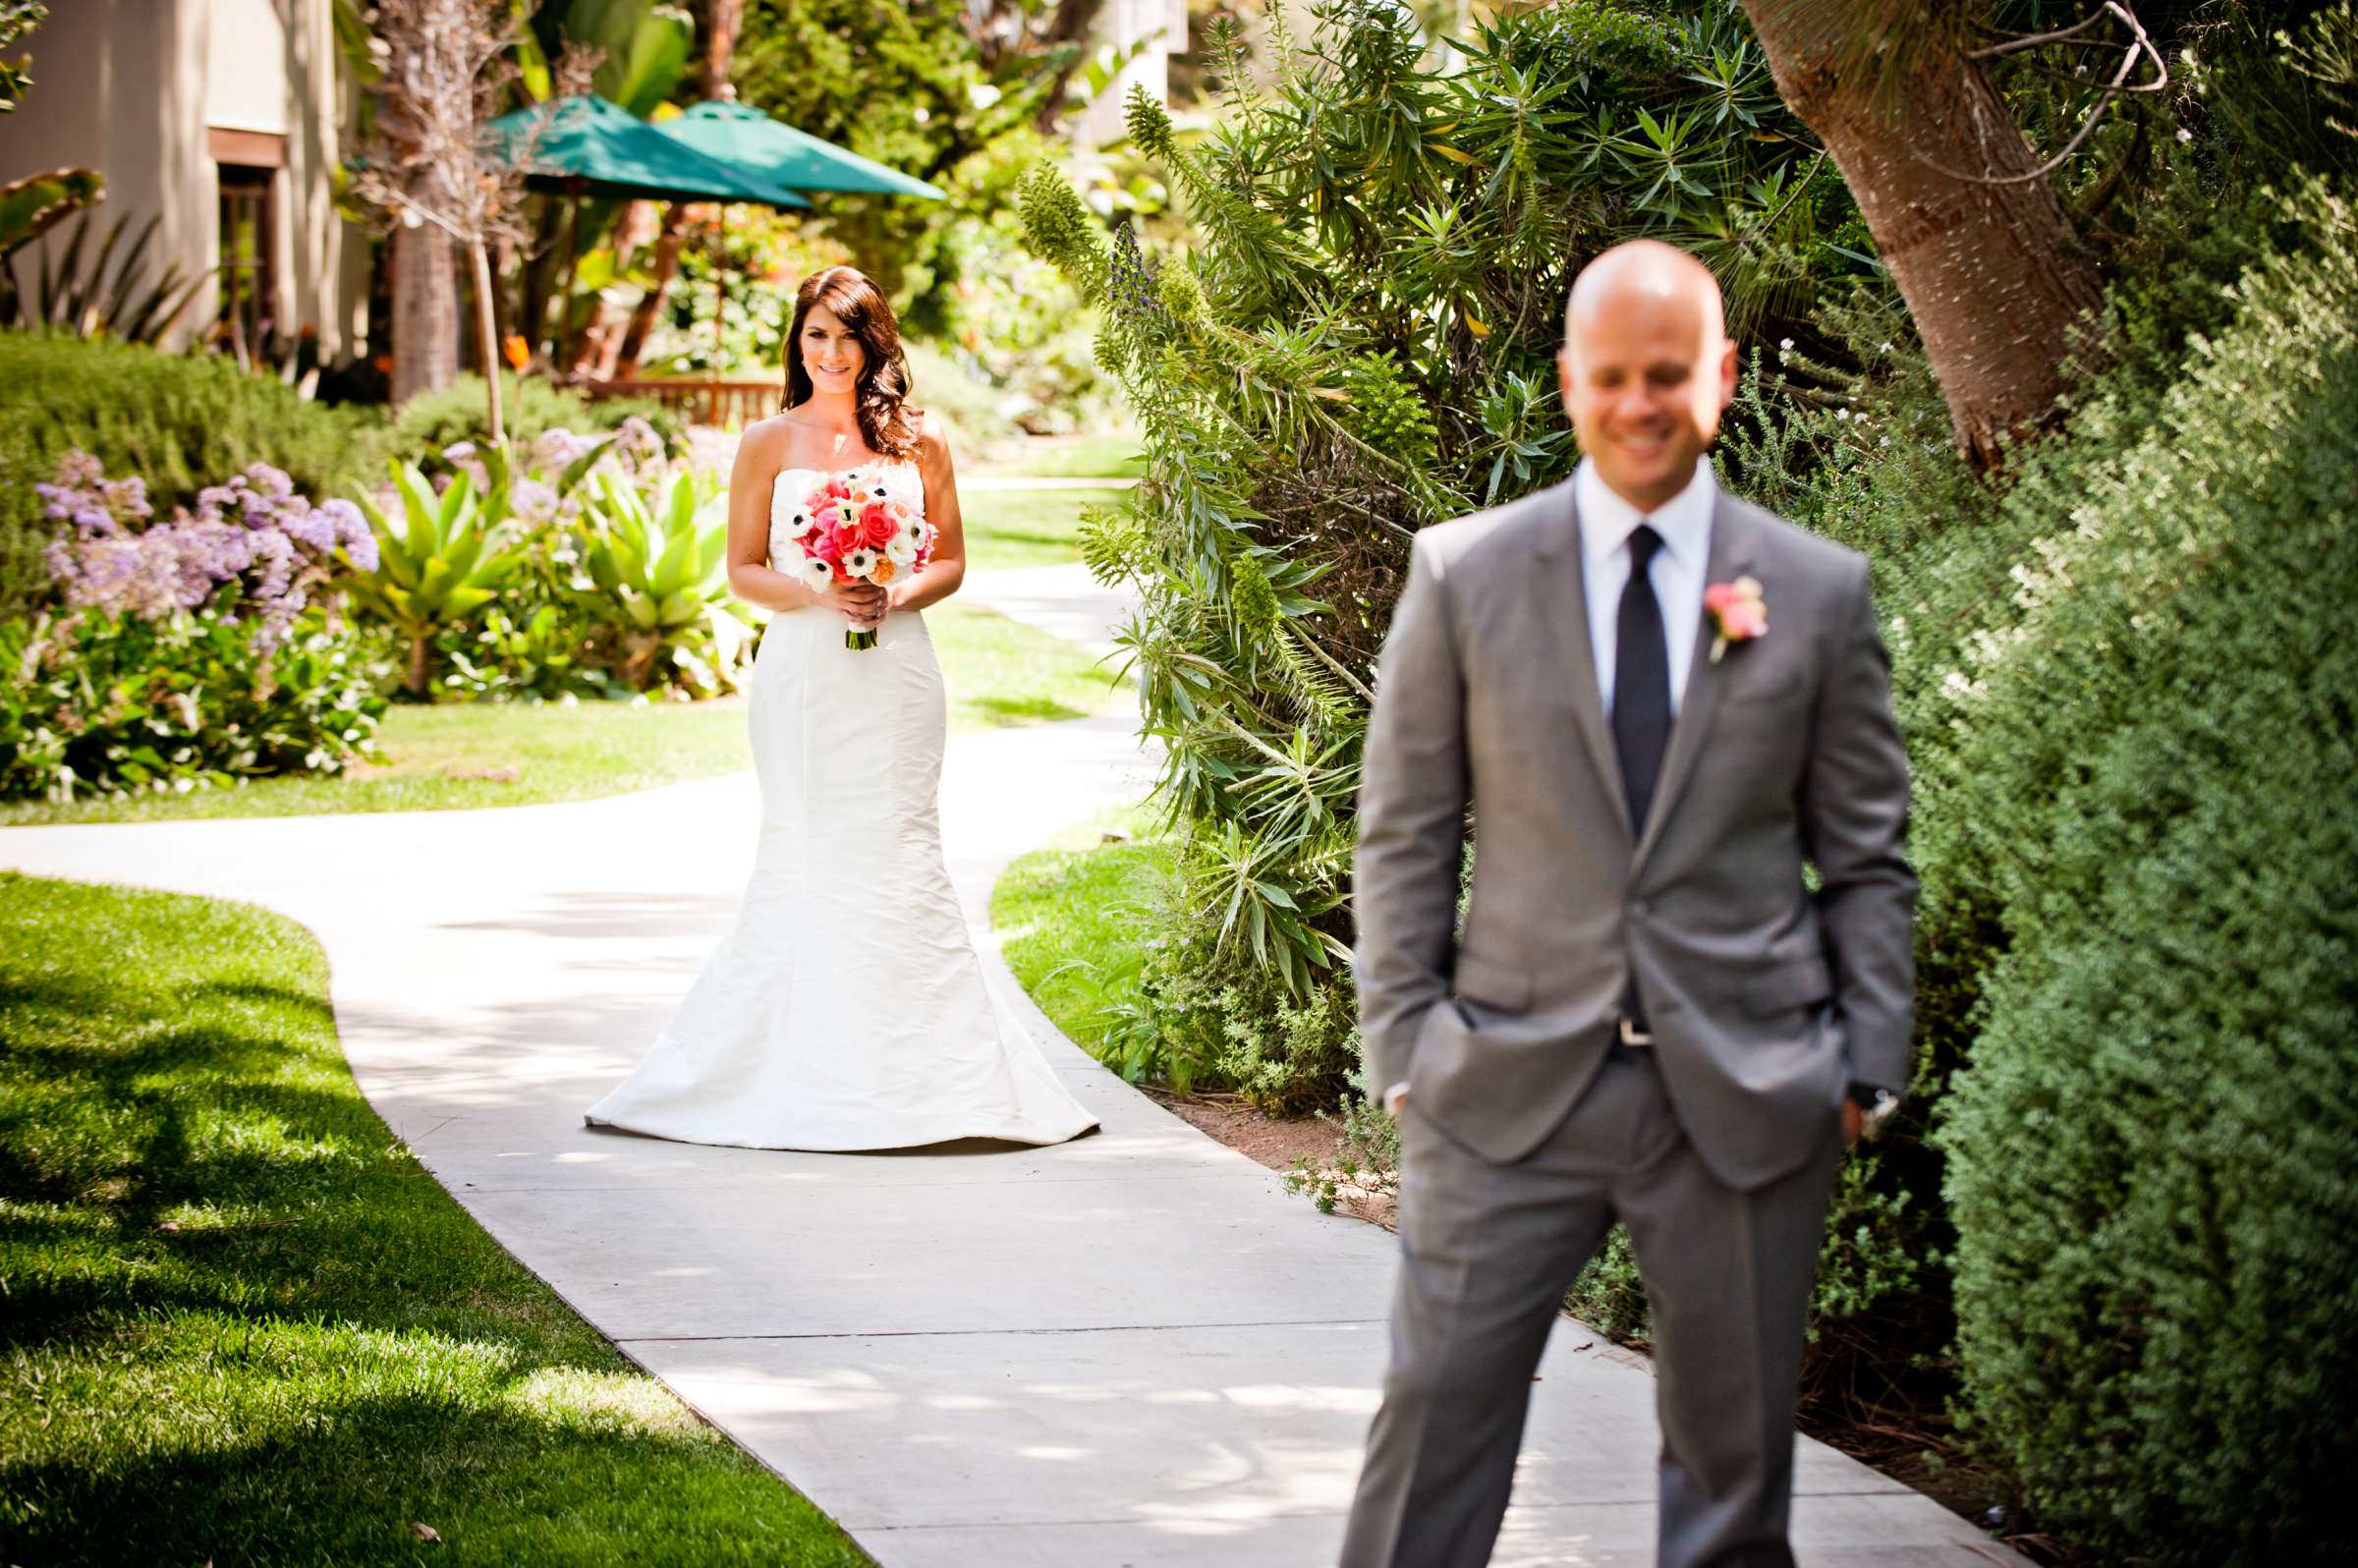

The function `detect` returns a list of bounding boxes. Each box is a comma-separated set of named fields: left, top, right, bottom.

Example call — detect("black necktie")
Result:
left=1612, top=524, right=1672, bottom=1036
left=1612, top=523, right=1672, bottom=836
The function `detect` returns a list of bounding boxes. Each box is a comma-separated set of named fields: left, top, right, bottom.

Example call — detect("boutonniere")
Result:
left=1703, top=577, right=1767, bottom=664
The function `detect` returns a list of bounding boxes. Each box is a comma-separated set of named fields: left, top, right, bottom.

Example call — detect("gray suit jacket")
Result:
left=1353, top=476, right=1916, bottom=1191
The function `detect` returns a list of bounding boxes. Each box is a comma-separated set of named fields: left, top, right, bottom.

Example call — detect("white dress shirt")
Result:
left=1383, top=458, right=1718, bottom=1117
left=1574, top=455, right=1717, bottom=718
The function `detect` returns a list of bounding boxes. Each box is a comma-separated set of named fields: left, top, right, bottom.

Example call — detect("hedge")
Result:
left=0, top=334, right=388, bottom=620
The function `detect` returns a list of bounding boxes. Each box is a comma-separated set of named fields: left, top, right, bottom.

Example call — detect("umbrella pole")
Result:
left=559, top=186, right=583, bottom=377
left=711, top=206, right=725, bottom=425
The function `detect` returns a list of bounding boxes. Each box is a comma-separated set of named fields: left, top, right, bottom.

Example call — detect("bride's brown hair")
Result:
left=781, top=265, right=920, bottom=460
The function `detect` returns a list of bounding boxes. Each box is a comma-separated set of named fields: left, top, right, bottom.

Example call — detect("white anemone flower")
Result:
left=842, top=546, right=880, bottom=579
left=794, top=555, right=834, bottom=591
left=770, top=483, right=817, bottom=539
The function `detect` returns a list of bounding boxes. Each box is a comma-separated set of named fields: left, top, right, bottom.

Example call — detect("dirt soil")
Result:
left=1141, top=1088, right=1344, bottom=1171
left=1141, top=1089, right=1403, bottom=1229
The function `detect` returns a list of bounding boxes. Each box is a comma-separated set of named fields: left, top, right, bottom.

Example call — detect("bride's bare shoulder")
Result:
left=740, top=410, right=807, bottom=455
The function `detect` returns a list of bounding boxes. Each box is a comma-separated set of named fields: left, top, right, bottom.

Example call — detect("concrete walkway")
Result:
left=964, top=560, right=1140, bottom=663
left=0, top=588, right=2021, bottom=1566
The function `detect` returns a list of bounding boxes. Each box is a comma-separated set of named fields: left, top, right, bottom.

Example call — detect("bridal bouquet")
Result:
left=771, top=465, right=934, bottom=650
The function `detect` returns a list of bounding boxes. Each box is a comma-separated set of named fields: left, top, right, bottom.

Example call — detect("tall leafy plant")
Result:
left=1019, top=0, right=1865, bottom=1105
left=345, top=453, right=531, bottom=696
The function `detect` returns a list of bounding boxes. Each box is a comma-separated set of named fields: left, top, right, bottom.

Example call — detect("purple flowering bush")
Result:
left=39, top=452, right=377, bottom=651
left=0, top=451, right=387, bottom=801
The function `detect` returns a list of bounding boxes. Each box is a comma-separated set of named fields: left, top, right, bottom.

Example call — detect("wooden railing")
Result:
left=584, top=375, right=781, bottom=430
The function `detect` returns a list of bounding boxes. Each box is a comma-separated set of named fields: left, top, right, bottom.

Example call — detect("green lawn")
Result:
left=0, top=873, right=870, bottom=1567
left=989, top=808, right=1171, bottom=1068
left=960, top=486, right=1111, bottom=571
left=977, top=433, right=1143, bottom=479
left=934, top=600, right=1128, bottom=728
left=0, top=604, right=1125, bottom=827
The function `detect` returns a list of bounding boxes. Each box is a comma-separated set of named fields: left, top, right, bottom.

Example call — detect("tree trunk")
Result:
left=702, top=0, right=743, bottom=98
left=1737, top=2, right=2108, bottom=469
left=390, top=220, right=459, bottom=404
left=469, top=237, right=504, bottom=446
left=1033, top=0, right=1111, bottom=134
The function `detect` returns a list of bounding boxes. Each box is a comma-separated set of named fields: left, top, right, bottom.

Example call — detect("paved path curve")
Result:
left=0, top=579, right=2020, bottom=1566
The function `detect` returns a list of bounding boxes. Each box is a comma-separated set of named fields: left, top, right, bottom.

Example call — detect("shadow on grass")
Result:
left=0, top=875, right=873, bottom=1566
left=967, top=695, right=1093, bottom=725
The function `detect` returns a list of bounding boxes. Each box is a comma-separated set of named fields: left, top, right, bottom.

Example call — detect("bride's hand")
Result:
left=818, top=579, right=887, bottom=631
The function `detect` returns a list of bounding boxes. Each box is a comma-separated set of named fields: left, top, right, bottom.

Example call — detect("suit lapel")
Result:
left=1632, top=490, right=1756, bottom=869
left=1533, top=482, right=1633, bottom=845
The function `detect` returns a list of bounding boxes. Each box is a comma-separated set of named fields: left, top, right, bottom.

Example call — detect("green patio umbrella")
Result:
left=654, top=101, right=947, bottom=201
left=485, top=92, right=814, bottom=207
left=644, top=102, right=942, bottom=413
left=485, top=93, right=812, bottom=372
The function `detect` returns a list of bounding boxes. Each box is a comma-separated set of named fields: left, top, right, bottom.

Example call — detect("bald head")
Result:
left=1556, top=240, right=1737, bottom=511
left=1563, top=240, right=1725, bottom=356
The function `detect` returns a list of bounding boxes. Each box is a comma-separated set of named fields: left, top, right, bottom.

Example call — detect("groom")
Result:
left=1340, top=240, right=1916, bottom=1568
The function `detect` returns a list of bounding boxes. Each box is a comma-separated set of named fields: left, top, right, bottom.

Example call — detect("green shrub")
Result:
left=0, top=333, right=389, bottom=621
left=387, top=373, right=684, bottom=463
left=0, top=606, right=385, bottom=802
left=1024, top=0, right=1859, bottom=1106
left=1937, top=186, right=2358, bottom=1564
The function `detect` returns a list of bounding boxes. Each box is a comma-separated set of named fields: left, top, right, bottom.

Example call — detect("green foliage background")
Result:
left=1025, top=1, right=2358, bottom=1557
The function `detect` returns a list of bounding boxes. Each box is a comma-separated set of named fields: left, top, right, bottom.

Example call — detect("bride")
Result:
left=584, top=265, right=1098, bottom=1150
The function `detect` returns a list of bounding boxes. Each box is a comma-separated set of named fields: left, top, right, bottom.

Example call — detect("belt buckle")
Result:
left=1618, top=1017, right=1654, bottom=1047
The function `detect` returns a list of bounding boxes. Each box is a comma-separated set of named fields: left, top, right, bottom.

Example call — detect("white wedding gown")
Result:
left=584, top=461, right=1098, bottom=1150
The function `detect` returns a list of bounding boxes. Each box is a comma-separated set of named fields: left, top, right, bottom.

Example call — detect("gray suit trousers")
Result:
left=1339, top=1047, right=1843, bottom=1568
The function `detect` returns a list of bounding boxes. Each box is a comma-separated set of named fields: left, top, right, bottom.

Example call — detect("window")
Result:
left=216, top=163, right=276, bottom=363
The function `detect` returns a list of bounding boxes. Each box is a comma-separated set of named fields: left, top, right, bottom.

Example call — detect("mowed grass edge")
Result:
left=988, top=809, right=1171, bottom=1065
left=0, top=601, right=1123, bottom=827
left=0, top=872, right=871, bottom=1567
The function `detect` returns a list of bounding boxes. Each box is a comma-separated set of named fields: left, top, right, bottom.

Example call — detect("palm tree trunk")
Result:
left=1737, top=1, right=2107, bottom=470
left=390, top=221, right=459, bottom=404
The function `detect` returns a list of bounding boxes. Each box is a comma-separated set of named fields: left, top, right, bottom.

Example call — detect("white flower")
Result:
left=843, top=546, right=879, bottom=578
left=794, top=555, right=834, bottom=591
left=885, top=534, right=919, bottom=567
left=1778, top=337, right=1794, bottom=353
left=769, top=481, right=814, bottom=540
left=2175, top=127, right=2193, bottom=143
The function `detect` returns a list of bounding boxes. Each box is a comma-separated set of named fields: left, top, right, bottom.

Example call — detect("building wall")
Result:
left=1075, top=0, right=1189, bottom=152
left=0, top=0, right=363, bottom=357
